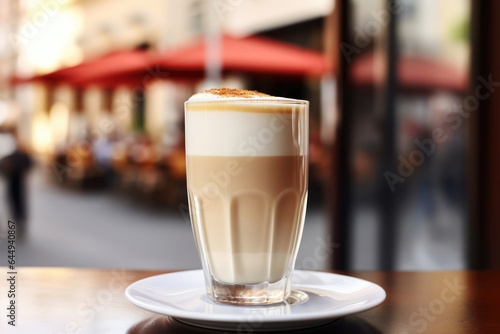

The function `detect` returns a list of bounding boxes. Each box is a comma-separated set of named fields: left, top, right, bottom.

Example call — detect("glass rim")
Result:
left=185, top=98, right=309, bottom=106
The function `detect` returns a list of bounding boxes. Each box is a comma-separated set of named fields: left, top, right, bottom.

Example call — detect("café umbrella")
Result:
left=11, top=36, right=331, bottom=87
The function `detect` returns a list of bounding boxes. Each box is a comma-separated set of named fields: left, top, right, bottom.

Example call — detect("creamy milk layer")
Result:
left=185, top=89, right=308, bottom=157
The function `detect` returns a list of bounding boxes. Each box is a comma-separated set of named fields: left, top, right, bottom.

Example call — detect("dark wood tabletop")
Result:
left=1, top=268, right=499, bottom=333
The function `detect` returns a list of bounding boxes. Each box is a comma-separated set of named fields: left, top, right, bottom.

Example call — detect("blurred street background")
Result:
left=1, top=168, right=326, bottom=269
left=1, top=0, right=499, bottom=271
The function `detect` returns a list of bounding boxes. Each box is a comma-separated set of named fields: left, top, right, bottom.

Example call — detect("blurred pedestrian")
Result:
left=93, top=136, right=115, bottom=187
left=0, top=137, right=33, bottom=239
left=0, top=132, right=16, bottom=234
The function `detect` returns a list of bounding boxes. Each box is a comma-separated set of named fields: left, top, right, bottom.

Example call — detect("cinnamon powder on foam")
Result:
left=186, top=88, right=305, bottom=113
left=194, top=88, right=272, bottom=99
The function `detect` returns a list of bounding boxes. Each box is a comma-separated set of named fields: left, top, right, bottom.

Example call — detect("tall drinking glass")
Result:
left=185, top=95, right=308, bottom=305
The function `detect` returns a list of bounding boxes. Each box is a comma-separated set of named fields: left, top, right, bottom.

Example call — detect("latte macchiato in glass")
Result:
left=185, top=88, right=308, bottom=305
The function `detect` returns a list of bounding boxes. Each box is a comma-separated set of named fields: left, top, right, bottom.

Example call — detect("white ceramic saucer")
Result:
left=125, top=270, right=386, bottom=332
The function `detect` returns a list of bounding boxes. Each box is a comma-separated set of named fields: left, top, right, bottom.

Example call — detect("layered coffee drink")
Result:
left=185, top=88, right=308, bottom=305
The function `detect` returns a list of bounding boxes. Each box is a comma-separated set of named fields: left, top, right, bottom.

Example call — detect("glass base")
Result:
left=209, top=275, right=291, bottom=305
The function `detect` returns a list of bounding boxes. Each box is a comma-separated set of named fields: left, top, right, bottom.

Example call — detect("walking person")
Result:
left=0, top=136, right=33, bottom=239
left=0, top=132, right=16, bottom=236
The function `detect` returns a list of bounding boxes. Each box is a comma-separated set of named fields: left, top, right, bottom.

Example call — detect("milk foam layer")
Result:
left=188, top=88, right=274, bottom=102
left=185, top=91, right=308, bottom=157
left=188, top=93, right=296, bottom=102
left=185, top=110, right=308, bottom=156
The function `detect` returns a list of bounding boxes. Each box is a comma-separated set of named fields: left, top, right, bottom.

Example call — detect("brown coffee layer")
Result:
left=187, top=155, right=308, bottom=284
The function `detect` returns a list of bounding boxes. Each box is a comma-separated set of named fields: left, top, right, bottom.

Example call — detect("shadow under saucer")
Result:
left=127, top=315, right=383, bottom=334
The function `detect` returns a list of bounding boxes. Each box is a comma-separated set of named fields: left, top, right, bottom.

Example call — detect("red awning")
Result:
left=12, top=36, right=331, bottom=87
left=69, top=49, right=151, bottom=85
left=12, top=49, right=151, bottom=87
left=351, top=53, right=468, bottom=92
left=155, top=35, right=331, bottom=77
left=10, top=36, right=329, bottom=86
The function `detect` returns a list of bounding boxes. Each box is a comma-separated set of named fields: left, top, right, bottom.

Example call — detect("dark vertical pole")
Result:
left=467, top=0, right=488, bottom=270
left=468, top=0, right=500, bottom=269
left=485, top=0, right=500, bottom=268
left=332, top=0, right=352, bottom=270
left=379, top=0, right=398, bottom=270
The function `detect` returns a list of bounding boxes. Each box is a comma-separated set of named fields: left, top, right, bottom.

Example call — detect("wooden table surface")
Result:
left=0, top=268, right=499, bottom=333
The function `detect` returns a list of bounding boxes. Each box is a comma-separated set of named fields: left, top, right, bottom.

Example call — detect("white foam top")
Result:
left=187, top=88, right=304, bottom=103
left=188, top=92, right=293, bottom=102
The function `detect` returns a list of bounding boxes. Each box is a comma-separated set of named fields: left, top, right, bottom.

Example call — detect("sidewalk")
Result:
left=0, top=167, right=329, bottom=270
